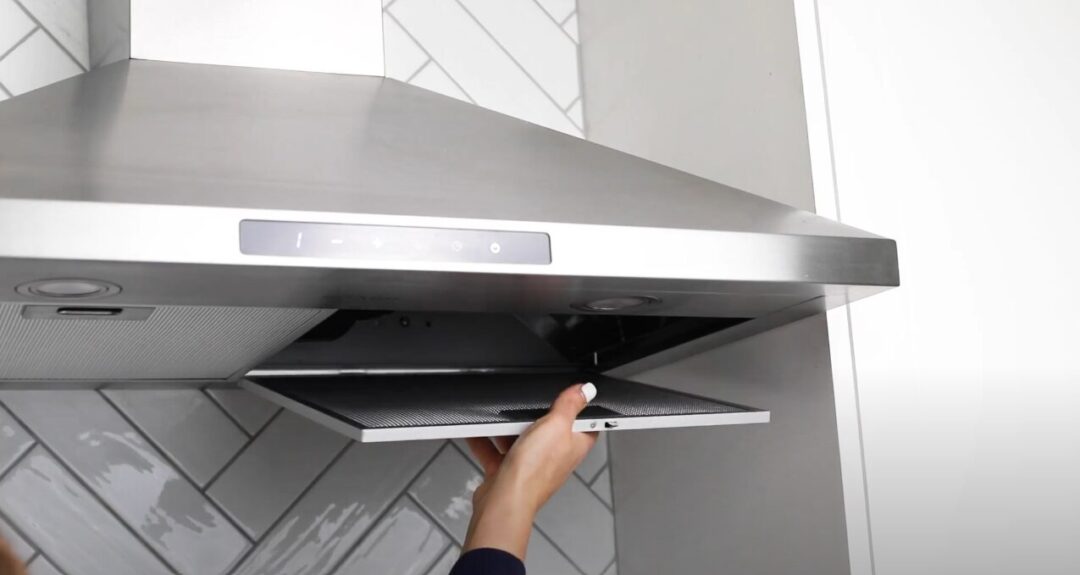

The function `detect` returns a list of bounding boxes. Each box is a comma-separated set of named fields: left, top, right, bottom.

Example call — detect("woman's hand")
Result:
left=462, top=383, right=599, bottom=560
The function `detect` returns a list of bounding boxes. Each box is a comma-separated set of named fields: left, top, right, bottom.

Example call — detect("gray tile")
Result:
left=19, top=0, right=89, bottom=68
left=0, top=447, right=171, bottom=575
left=590, top=467, right=612, bottom=506
left=408, top=444, right=483, bottom=543
left=426, top=545, right=460, bottom=575
left=234, top=440, right=441, bottom=575
left=103, top=389, right=248, bottom=486
left=525, top=529, right=580, bottom=575
left=336, top=498, right=450, bottom=575
left=0, top=404, right=33, bottom=475
left=0, top=29, right=81, bottom=95
left=384, top=14, right=428, bottom=81
left=205, top=388, right=279, bottom=435
left=0, top=514, right=33, bottom=563
left=0, top=0, right=34, bottom=54
left=535, top=475, right=615, bottom=575
left=0, top=391, right=249, bottom=575
left=602, top=562, right=617, bottom=575
left=207, top=410, right=348, bottom=539
left=575, top=432, right=607, bottom=483
left=26, top=555, right=62, bottom=575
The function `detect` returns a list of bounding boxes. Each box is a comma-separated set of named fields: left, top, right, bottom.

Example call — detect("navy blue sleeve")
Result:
left=449, top=548, right=526, bottom=575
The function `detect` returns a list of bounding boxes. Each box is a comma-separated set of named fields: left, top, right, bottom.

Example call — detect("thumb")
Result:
left=548, top=382, right=597, bottom=423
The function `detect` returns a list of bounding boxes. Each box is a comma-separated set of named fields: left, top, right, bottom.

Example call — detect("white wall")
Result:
left=799, top=2, right=1080, bottom=574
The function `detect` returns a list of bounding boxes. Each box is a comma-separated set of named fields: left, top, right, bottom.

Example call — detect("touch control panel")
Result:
left=240, top=220, right=551, bottom=265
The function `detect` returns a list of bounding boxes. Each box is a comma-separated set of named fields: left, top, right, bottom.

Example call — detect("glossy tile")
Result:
left=427, top=545, right=461, bottom=575
left=0, top=391, right=249, bottom=575
left=207, top=410, right=348, bottom=539
left=384, top=13, right=428, bottom=81
left=408, top=445, right=483, bottom=543
left=388, top=0, right=580, bottom=135
left=335, top=498, right=449, bottom=575
left=409, top=61, right=470, bottom=102
left=205, top=388, right=279, bottom=435
left=590, top=467, right=612, bottom=506
left=103, top=389, right=248, bottom=486
left=0, top=405, right=33, bottom=475
left=0, top=515, right=33, bottom=563
left=0, top=0, right=34, bottom=54
left=19, top=0, right=89, bottom=68
left=562, top=12, right=579, bottom=43
left=0, top=447, right=171, bottom=575
left=525, top=529, right=581, bottom=575
left=459, top=0, right=580, bottom=107
left=575, top=432, right=607, bottom=483
left=535, top=475, right=616, bottom=575
left=534, top=0, right=575, bottom=22
left=0, top=29, right=81, bottom=95
left=234, top=440, right=441, bottom=575
left=25, top=555, right=62, bottom=575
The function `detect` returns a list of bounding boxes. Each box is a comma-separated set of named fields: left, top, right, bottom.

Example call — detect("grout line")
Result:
left=223, top=440, right=356, bottom=574
left=571, top=3, right=589, bottom=139
left=325, top=441, right=450, bottom=575
left=96, top=390, right=255, bottom=545
left=452, top=0, right=583, bottom=131
left=382, top=0, right=399, bottom=11
left=0, top=405, right=182, bottom=575
left=563, top=95, right=581, bottom=114
left=201, top=386, right=255, bottom=439
left=406, top=490, right=460, bottom=547
left=0, top=26, right=40, bottom=63
left=404, top=58, right=433, bottom=84
left=0, top=81, right=12, bottom=98
left=383, top=11, right=479, bottom=105
left=528, top=0, right=579, bottom=45
left=203, top=408, right=283, bottom=494
left=29, top=551, right=69, bottom=575
left=11, top=0, right=87, bottom=71
left=421, top=541, right=456, bottom=575
left=600, top=556, right=616, bottom=575
left=811, top=2, right=876, bottom=574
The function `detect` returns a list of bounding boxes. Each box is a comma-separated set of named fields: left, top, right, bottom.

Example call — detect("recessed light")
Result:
left=573, top=296, right=659, bottom=312
left=16, top=279, right=121, bottom=299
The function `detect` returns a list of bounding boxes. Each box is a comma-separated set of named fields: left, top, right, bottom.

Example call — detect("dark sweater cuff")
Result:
left=449, top=548, right=526, bottom=575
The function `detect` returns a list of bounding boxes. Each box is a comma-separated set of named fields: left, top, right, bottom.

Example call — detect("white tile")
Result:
left=0, top=447, right=171, bottom=575
left=459, top=0, right=580, bottom=107
left=0, top=0, right=34, bottom=54
left=19, top=0, right=89, bottom=68
left=0, top=391, right=249, bottom=575
left=426, top=545, right=460, bottom=575
left=26, top=556, right=62, bottom=575
left=207, top=410, right=348, bottom=539
left=602, top=562, right=617, bottom=575
left=234, top=440, right=441, bottom=575
left=383, top=14, right=428, bottom=81
left=409, top=61, right=470, bottom=102
left=336, top=498, right=449, bottom=575
left=575, top=432, right=607, bottom=483
left=525, top=530, right=580, bottom=575
left=206, top=387, right=279, bottom=435
left=389, top=0, right=579, bottom=135
left=0, top=405, right=33, bottom=475
left=535, top=475, right=615, bottom=575
left=534, top=0, right=575, bottom=23
left=590, top=466, right=612, bottom=506
left=0, top=88, right=8, bottom=102
left=562, top=12, right=579, bottom=43
left=0, top=515, right=33, bottom=563
left=407, top=445, right=482, bottom=543
left=566, top=97, right=584, bottom=131
left=103, top=389, right=248, bottom=486
left=0, top=29, right=81, bottom=95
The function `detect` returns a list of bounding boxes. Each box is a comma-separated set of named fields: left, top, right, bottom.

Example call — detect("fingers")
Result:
left=548, top=382, right=597, bottom=423
left=465, top=437, right=504, bottom=476
left=492, top=435, right=517, bottom=454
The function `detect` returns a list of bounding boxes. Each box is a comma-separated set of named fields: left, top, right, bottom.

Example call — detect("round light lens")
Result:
left=573, top=296, right=659, bottom=312
left=16, top=279, right=121, bottom=299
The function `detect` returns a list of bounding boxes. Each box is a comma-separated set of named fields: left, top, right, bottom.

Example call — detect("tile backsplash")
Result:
left=0, top=1, right=614, bottom=573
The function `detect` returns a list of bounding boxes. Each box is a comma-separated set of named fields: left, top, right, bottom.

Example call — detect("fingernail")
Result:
left=580, top=382, right=597, bottom=403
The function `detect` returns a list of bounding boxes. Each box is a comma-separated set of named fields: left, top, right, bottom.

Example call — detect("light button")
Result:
left=489, top=242, right=502, bottom=254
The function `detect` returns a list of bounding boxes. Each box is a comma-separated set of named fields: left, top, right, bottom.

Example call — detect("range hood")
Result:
left=0, top=13, right=897, bottom=439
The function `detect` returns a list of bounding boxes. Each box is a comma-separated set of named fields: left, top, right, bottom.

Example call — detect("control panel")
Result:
left=239, top=220, right=551, bottom=265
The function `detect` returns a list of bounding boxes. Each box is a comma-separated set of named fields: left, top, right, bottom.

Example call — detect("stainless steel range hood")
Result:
left=0, top=26, right=897, bottom=439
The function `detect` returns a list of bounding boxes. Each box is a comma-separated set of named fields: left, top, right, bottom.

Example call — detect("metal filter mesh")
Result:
left=251, top=373, right=749, bottom=429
